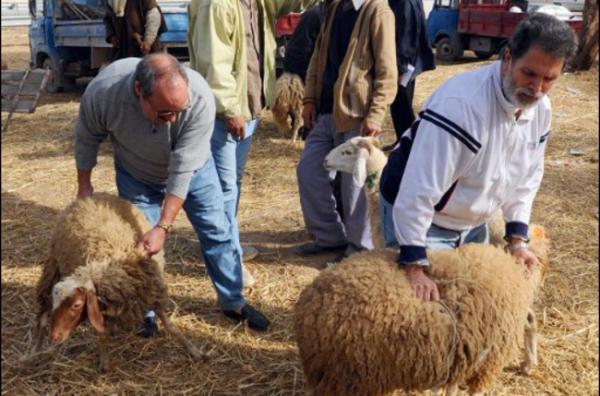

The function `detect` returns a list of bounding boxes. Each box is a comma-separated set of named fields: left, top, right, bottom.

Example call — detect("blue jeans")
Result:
left=115, top=158, right=245, bottom=311
left=210, top=119, right=258, bottom=254
left=380, top=196, right=489, bottom=250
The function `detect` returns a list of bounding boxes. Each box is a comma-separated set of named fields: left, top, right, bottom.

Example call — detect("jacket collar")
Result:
left=352, top=0, right=367, bottom=9
left=492, top=61, right=536, bottom=122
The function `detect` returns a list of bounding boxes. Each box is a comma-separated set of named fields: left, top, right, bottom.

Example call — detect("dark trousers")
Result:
left=390, top=80, right=416, bottom=143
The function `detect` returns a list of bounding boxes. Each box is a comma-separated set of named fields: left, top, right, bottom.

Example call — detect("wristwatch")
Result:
left=156, top=222, right=172, bottom=233
left=505, top=240, right=528, bottom=253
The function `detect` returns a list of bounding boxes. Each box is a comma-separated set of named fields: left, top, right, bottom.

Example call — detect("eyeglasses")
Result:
left=142, top=95, right=191, bottom=122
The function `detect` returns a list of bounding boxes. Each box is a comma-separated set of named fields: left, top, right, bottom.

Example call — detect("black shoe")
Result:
left=137, top=315, right=159, bottom=338
left=223, top=304, right=271, bottom=332
left=294, top=242, right=347, bottom=256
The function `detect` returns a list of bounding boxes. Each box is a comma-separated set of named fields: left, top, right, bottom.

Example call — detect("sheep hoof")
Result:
left=98, top=356, right=111, bottom=373
left=189, top=347, right=210, bottom=362
left=520, top=361, right=534, bottom=376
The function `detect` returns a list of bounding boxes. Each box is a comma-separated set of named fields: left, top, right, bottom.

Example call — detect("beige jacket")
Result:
left=304, top=0, right=398, bottom=131
left=188, top=0, right=320, bottom=120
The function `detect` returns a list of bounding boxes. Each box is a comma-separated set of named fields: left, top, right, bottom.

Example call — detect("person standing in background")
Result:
left=385, top=0, right=435, bottom=150
left=104, top=0, right=167, bottom=60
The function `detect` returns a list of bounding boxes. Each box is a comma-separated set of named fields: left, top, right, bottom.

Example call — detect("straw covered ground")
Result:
left=1, top=26, right=598, bottom=395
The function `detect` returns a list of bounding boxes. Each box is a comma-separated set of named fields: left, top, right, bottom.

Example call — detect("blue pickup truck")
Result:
left=28, top=0, right=189, bottom=92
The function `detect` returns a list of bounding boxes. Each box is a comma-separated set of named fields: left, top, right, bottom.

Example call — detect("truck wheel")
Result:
left=43, top=58, right=63, bottom=93
left=474, top=50, right=493, bottom=60
left=436, top=37, right=463, bottom=62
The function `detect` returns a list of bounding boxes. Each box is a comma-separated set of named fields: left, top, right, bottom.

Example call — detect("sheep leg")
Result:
left=156, top=309, right=209, bottom=362
left=31, top=313, right=47, bottom=353
left=290, top=112, right=301, bottom=142
left=98, top=332, right=110, bottom=372
left=445, top=384, right=459, bottom=396
left=520, top=308, right=538, bottom=375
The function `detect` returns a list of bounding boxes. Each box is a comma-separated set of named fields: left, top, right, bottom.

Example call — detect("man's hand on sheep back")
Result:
left=138, top=227, right=166, bottom=257
left=512, top=247, right=539, bottom=272
left=404, top=265, right=440, bottom=302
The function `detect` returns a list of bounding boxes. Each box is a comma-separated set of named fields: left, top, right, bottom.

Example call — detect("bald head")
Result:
left=134, top=53, right=189, bottom=99
left=134, top=54, right=190, bottom=124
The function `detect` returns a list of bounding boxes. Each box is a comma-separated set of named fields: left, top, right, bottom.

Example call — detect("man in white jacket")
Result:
left=379, top=13, right=577, bottom=301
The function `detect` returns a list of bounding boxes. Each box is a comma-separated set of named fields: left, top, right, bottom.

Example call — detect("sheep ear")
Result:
left=86, top=290, right=105, bottom=334
left=351, top=149, right=369, bottom=188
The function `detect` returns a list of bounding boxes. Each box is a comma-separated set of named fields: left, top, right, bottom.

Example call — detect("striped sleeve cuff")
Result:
left=505, top=221, right=529, bottom=240
left=398, top=245, right=428, bottom=265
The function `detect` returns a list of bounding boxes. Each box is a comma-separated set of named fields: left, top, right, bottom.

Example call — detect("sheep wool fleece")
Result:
left=294, top=244, right=535, bottom=395
left=36, top=193, right=167, bottom=333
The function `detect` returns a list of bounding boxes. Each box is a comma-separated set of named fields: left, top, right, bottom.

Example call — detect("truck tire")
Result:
left=474, top=50, right=494, bottom=60
left=435, top=36, right=463, bottom=62
left=43, top=58, right=63, bottom=93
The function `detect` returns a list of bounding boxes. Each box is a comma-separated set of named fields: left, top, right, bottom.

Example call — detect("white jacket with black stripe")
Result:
left=382, top=61, right=551, bottom=264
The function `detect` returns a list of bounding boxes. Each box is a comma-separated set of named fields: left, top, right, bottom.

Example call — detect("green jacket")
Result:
left=188, top=0, right=320, bottom=120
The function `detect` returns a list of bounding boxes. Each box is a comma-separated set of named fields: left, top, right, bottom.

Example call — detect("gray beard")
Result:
left=501, top=72, right=544, bottom=110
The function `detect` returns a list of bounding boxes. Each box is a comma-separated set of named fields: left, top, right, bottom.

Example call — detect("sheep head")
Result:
left=49, top=272, right=105, bottom=344
left=323, top=137, right=388, bottom=190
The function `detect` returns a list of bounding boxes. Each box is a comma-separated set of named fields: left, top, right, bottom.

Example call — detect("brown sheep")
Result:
left=272, top=72, right=305, bottom=142
left=294, top=240, right=549, bottom=396
left=31, top=193, right=207, bottom=371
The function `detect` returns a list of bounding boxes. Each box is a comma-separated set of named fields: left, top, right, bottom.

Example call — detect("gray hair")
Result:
left=507, top=13, right=577, bottom=62
left=134, top=53, right=189, bottom=98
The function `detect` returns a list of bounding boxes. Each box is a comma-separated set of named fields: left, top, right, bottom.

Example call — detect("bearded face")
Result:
left=501, top=46, right=565, bottom=110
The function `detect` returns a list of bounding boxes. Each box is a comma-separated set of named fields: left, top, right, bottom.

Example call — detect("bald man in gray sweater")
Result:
left=75, top=54, right=270, bottom=334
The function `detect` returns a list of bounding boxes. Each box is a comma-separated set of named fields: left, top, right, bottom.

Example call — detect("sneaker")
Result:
left=294, top=242, right=347, bottom=256
left=137, top=312, right=159, bottom=338
left=242, top=245, right=259, bottom=262
left=223, top=304, right=271, bottom=332
left=242, top=265, right=256, bottom=288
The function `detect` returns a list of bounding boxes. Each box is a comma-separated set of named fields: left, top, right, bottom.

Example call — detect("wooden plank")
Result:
left=1, top=69, right=47, bottom=84
left=1, top=83, right=46, bottom=96
left=1, top=98, right=37, bottom=113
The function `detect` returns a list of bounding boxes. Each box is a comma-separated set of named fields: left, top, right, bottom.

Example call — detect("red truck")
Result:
left=427, top=0, right=583, bottom=61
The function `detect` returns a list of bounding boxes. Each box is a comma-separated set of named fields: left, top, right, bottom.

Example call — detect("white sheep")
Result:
left=31, top=193, right=207, bottom=371
left=294, top=137, right=550, bottom=395
left=272, top=72, right=305, bottom=142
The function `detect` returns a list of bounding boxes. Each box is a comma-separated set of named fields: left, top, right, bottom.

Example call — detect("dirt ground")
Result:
left=1, top=26, right=598, bottom=395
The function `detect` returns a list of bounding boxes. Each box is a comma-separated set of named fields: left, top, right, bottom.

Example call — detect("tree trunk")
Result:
left=569, top=0, right=599, bottom=71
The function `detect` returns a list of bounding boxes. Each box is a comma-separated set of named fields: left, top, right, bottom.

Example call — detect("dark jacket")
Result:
left=104, top=0, right=167, bottom=59
left=388, top=0, right=435, bottom=80
left=282, top=3, right=327, bottom=82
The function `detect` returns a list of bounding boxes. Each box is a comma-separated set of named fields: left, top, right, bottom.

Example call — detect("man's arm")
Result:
left=103, top=5, right=118, bottom=46
left=139, top=76, right=216, bottom=257
left=74, top=92, right=108, bottom=198
left=141, top=6, right=161, bottom=53
left=500, top=117, right=550, bottom=270
left=393, top=99, right=479, bottom=300
left=364, top=7, right=398, bottom=130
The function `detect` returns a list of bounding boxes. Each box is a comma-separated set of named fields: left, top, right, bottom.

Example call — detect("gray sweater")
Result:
left=75, top=58, right=216, bottom=199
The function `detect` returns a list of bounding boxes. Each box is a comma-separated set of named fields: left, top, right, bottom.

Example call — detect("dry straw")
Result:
left=2, top=27, right=598, bottom=395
